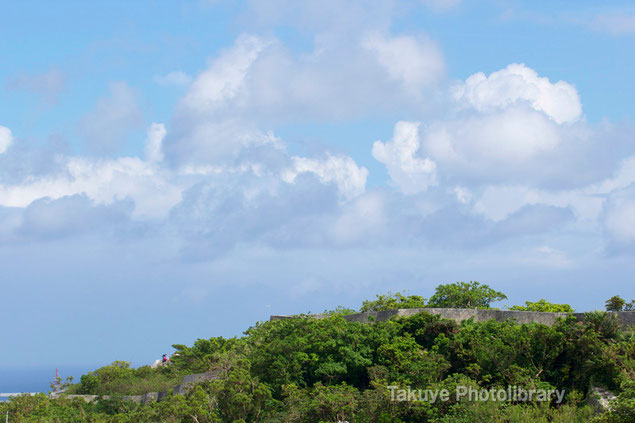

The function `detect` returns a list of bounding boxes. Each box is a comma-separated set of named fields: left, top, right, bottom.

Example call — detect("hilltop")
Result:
left=2, top=282, right=634, bottom=422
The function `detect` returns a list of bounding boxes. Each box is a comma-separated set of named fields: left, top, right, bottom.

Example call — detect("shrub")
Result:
left=360, top=292, right=427, bottom=312
left=428, top=281, right=507, bottom=309
left=510, top=299, right=574, bottom=312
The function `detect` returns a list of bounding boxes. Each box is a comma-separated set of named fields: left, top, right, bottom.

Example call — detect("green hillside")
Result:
left=2, top=282, right=634, bottom=422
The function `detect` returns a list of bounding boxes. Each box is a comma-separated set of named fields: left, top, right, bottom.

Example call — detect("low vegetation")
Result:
left=606, top=295, right=635, bottom=312
left=509, top=299, right=574, bottom=313
left=63, top=361, right=180, bottom=396
left=2, top=282, right=633, bottom=422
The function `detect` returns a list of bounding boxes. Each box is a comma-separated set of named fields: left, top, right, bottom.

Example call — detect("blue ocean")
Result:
left=0, top=365, right=98, bottom=402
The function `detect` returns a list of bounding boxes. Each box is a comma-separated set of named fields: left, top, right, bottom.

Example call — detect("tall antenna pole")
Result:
left=53, top=368, right=60, bottom=393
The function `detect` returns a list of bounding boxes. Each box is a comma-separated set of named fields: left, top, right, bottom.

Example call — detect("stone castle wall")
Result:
left=53, top=371, right=219, bottom=403
left=52, top=309, right=634, bottom=403
left=271, top=308, right=635, bottom=329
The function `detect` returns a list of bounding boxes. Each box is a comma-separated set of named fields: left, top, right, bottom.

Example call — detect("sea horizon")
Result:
left=0, top=364, right=101, bottom=401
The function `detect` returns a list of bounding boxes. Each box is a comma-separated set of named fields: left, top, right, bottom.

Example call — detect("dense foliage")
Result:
left=427, top=281, right=507, bottom=309
left=360, top=292, right=427, bottom=312
left=510, top=299, right=574, bottom=313
left=351, top=281, right=508, bottom=313
left=64, top=361, right=180, bottom=396
left=3, top=285, right=634, bottom=422
left=606, top=295, right=635, bottom=312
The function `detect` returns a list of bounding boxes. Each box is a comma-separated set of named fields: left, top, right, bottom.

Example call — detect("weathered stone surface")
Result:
left=64, top=395, right=100, bottom=402
left=172, top=384, right=185, bottom=395
left=183, top=371, right=219, bottom=385
left=142, top=392, right=158, bottom=404
left=271, top=309, right=635, bottom=329
left=587, top=385, right=617, bottom=414
left=53, top=371, right=220, bottom=403
left=55, top=310, right=633, bottom=405
left=174, top=371, right=220, bottom=395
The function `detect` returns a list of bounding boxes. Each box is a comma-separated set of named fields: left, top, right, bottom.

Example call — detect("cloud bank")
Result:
left=2, top=41, right=634, bottom=261
left=3, top=1, right=635, bottom=369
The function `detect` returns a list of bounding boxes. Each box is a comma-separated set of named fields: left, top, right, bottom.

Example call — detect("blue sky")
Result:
left=1, top=0, right=634, bottom=369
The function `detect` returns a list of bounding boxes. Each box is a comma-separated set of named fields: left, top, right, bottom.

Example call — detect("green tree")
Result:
left=244, top=315, right=375, bottom=396
left=376, top=334, right=450, bottom=386
left=5, top=289, right=634, bottom=423
left=396, top=311, right=458, bottom=349
left=510, top=299, right=574, bottom=312
left=584, top=311, right=621, bottom=341
left=171, top=336, right=242, bottom=373
left=205, top=359, right=273, bottom=423
left=428, top=281, right=507, bottom=309
left=606, top=296, right=626, bottom=312
left=592, top=379, right=635, bottom=423
left=283, top=382, right=359, bottom=423
left=69, top=361, right=180, bottom=396
left=360, top=291, right=427, bottom=312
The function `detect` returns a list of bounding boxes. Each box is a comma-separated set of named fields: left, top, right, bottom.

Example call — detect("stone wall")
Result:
left=53, top=370, right=220, bottom=403
left=172, top=371, right=219, bottom=396
left=587, top=385, right=617, bottom=414
left=271, top=308, right=635, bottom=329
left=52, top=309, right=634, bottom=403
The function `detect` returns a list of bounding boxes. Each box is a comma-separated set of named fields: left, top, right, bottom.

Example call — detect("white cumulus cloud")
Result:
left=145, top=123, right=166, bottom=162
left=153, top=71, right=192, bottom=86
left=602, top=184, right=635, bottom=248
left=362, top=32, right=445, bottom=92
left=181, top=35, right=267, bottom=114
left=372, top=121, right=437, bottom=194
left=0, top=126, right=13, bottom=154
left=170, top=30, right=447, bottom=132
left=453, top=63, right=582, bottom=124
left=0, top=157, right=182, bottom=219
left=282, top=154, right=368, bottom=200
left=425, top=106, right=561, bottom=165
left=411, top=64, right=606, bottom=188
